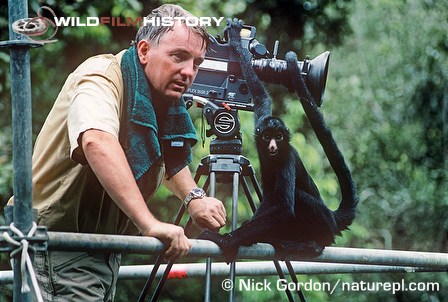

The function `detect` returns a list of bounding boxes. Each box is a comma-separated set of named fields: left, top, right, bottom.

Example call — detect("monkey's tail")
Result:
left=285, top=51, right=359, bottom=231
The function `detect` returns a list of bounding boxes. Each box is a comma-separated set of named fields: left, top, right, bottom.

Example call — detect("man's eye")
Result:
left=194, top=59, right=203, bottom=69
left=172, top=53, right=182, bottom=60
left=172, top=53, right=188, bottom=62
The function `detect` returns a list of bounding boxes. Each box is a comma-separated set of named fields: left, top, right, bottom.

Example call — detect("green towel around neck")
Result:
left=120, top=46, right=197, bottom=180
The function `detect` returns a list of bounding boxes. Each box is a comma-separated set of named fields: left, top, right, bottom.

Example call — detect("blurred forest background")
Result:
left=0, top=0, right=446, bottom=301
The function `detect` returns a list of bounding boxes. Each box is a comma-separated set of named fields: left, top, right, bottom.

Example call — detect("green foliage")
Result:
left=326, top=0, right=447, bottom=252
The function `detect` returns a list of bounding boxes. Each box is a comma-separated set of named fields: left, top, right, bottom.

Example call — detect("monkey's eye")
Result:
left=262, top=133, right=272, bottom=141
left=275, top=132, right=284, bottom=141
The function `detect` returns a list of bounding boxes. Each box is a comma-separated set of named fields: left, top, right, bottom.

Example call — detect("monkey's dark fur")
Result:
left=199, top=20, right=358, bottom=262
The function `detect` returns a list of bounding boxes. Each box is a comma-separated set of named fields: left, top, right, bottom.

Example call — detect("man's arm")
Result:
left=81, top=129, right=191, bottom=260
left=163, top=166, right=227, bottom=231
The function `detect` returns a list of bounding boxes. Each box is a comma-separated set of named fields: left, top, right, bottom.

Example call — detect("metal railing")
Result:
left=1, top=260, right=446, bottom=285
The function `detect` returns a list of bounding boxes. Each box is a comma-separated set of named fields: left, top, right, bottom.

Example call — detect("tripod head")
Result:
left=183, top=94, right=245, bottom=155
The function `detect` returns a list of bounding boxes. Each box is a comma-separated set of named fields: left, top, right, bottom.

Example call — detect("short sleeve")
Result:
left=67, top=55, right=123, bottom=164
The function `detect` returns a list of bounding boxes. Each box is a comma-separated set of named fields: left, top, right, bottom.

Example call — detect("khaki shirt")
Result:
left=8, top=51, right=165, bottom=235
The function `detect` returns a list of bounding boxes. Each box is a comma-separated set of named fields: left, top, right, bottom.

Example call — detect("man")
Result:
left=8, top=4, right=226, bottom=301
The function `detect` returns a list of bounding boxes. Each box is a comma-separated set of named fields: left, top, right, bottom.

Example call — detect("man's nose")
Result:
left=180, top=60, right=196, bottom=79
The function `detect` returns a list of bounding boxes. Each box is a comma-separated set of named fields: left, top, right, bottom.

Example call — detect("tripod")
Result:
left=137, top=136, right=307, bottom=302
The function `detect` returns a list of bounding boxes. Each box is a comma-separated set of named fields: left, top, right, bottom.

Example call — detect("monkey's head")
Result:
left=255, top=117, right=290, bottom=159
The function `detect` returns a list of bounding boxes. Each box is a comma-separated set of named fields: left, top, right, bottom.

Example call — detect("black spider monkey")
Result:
left=199, top=19, right=358, bottom=262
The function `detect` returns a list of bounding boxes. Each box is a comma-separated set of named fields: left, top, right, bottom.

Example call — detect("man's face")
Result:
left=137, top=24, right=206, bottom=103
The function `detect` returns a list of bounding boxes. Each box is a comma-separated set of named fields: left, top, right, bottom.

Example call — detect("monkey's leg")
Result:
left=230, top=202, right=324, bottom=259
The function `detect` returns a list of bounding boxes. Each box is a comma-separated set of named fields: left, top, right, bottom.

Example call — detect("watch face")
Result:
left=192, top=188, right=205, bottom=197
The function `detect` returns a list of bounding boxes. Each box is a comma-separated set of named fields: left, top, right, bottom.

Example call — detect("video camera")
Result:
left=183, top=24, right=330, bottom=154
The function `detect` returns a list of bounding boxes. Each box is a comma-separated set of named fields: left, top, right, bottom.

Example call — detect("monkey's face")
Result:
left=256, top=117, right=290, bottom=159
left=261, top=130, right=284, bottom=156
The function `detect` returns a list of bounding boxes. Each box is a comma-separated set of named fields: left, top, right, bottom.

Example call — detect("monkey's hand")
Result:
left=198, top=229, right=239, bottom=263
left=225, top=18, right=244, bottom=50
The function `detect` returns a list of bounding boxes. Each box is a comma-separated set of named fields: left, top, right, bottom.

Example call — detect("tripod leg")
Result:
left=274, top=262, right=295, bottom=302
left=137, top=255, right=162, bottom=302
left=285, top=261, right=307, bottom=302
left=228, top=172, right=240, bottom=302
left=204, top=258, right=212, bottom=301
left=204, top=171, right=216, bottom=302
left=146, top=218, right=195, bottom=302
left=246, top=166, right=263, bottom=202
left=149, top=260, right=175, bottom=302
left=240, top=176, right=257, bottom=213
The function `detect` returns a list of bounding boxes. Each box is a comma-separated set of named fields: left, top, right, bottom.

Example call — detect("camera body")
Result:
left=187, top=25, right=260, bottom=109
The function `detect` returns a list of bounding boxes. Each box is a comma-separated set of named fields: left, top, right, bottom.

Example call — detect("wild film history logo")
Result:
left=12, top=5, right=224, bottom=44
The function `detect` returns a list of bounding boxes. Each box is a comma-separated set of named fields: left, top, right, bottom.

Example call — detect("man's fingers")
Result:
left=214, top=210, right=226, bottom=228
left=188, top=197, right=228, bottom=230
left=217, top=202, right=227, bottom=222
left=148, top=222, right=192, bottom=261
left=208, top=197, right=227, bottom=223
left=164, top=237, right=192, bottom=261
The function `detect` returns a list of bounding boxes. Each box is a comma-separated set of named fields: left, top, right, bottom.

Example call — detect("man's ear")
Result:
left=137, top=40, right=150, bottom=64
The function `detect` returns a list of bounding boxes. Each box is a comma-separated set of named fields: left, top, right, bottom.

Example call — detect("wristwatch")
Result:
left=183, top=187, right=206, bottom=208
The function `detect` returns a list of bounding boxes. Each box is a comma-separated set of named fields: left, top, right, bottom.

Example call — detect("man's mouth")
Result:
left=172, top=81, right=187, bottom=92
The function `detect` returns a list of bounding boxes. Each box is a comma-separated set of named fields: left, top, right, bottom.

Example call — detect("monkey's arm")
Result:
left=226, top=19, right=272, bottom=123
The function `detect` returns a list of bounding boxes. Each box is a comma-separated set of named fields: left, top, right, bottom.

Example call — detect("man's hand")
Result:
left=142, top=221, right=192, bottom=261
left=162, top=166, right=227, bottom=231
left=187, top=197, right=226, bottom=231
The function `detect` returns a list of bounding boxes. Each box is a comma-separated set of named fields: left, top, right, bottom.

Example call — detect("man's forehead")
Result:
left=159, top=24, right=206, bottom=50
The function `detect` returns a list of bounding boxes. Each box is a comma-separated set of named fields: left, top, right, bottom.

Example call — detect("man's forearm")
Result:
left=81, top=129, right=158, bottom=234
left=162, top=166, right=197, bottom=201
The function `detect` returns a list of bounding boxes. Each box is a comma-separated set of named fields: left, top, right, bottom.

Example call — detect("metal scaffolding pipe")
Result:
left=43, top=232, right=448, bottom=269
left=1, top=261, right=443, bottom=284
left=0, top=271, right=14, bottom=284
left=117, top=262, right=444, bottom=280
left=1, top=1, right=42, bottom=301
left=8, top=0, right=34, bottom=235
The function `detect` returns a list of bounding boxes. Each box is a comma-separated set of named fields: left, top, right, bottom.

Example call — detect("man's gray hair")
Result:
left=135, top=4, right=209, bottom=49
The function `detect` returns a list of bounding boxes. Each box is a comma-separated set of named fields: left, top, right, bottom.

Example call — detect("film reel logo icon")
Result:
left=12, top=6, right=58, bottom=44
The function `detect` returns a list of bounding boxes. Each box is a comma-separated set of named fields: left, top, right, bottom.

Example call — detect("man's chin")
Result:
left=166, top=90, right=185, bottom=101
left=152, top=88, right=186, bottom=105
